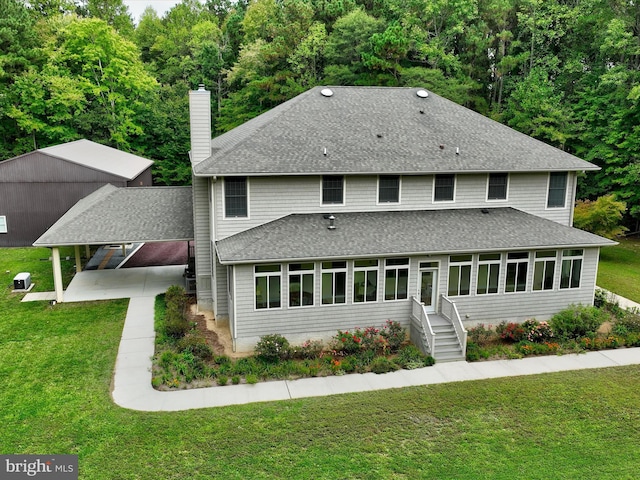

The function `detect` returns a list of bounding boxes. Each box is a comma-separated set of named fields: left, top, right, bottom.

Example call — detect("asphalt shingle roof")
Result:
left=33, top=185, right=194, bottom=246
left=215, top=208, right=615, bottom=264
left=195, top=87, right=597, bottom=176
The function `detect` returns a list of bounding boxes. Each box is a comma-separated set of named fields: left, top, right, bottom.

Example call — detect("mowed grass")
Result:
left=598, top=237, right=640, bottom=303
left=1, top=248, right=640, bottom=479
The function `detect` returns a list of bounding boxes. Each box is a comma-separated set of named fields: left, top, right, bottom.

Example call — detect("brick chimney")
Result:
left=189, top=84, right=212, bottom=166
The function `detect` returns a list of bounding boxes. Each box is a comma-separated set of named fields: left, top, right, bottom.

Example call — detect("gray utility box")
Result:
left=13, top=272, right=31, bottom=290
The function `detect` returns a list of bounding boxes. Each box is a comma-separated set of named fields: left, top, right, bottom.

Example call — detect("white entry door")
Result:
left=419, top=268, right=438, bottom=313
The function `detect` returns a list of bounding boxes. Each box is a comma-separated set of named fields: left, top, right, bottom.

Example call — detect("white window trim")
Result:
left=353, top=259, right=380, bottom=303
left=504, top=252, right=530, bottom=294
left=383, top=258, right=410, bottom=302
left=288, top=263, right=316, bottom=308
left=223, top=177, right=250, bottom=219
left=254, top=265, right=282, bottom=310
left=0, top=216, right=7, bottom=234
left=476, top=253, right=501, bottom=295
left=448, top=255, right=473, bottom=297
left=377, top=175, right=401, bottom=205
left=432, top=174, right=456, bottom=203
left=320, top=175, right=346, bottom=206
left=533, top=251, right=557, bottom=292
left=560, top=249, right=584, bottom=290
left=486, top=173, right=509, bottom=202
left=545, top=172, right=568, bottom=209
left=321, top=261, right=348, bottom=305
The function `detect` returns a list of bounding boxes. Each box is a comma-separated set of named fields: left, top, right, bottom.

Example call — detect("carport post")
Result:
left=85, top=245, right=90, bottom=259
left=74, top=245, right=82, bottom=273
left=51, top=247, right=64, bottom=303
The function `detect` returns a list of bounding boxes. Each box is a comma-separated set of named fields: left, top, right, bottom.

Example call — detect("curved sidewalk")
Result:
left=112, top=296, right=640, bottom=412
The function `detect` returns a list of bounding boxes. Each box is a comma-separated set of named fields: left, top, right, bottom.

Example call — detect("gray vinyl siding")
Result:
left=215, top=253, right=229, bottom=319
left=229, top=248, right=599, bottom=351
left=213, top=172, right=574, bottom=240
left=192, top=175, right=213, bottom=310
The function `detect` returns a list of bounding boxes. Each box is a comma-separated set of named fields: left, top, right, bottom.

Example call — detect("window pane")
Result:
left=561, top=260, right=571, bottom=288
left=302, top=274, right=314, bottom=305
left=354, top=271, right=365, bottom=303
left=355, top=259, right=378, bottom=268
left=256, top=276, right=267, bottom=309
left=397, top=268, right=408, bottom=299
left=477, top=264, right=488, bottom=294
left=0, top=216, right=7, bottom=233
left=323, top=175, right=343, bottom=204
left=256, top=264, right=281, bottom=273
left=379, top=175, right=400, bottom=202
left=533, top=262, right=544, bottom=291
left=322, top=272, right=333, bottom=304
left=366, top=270, right=378, bottom=302
left=516, top=263, right=527, bottom=291
left=506, top=263, right=517, bottom=293
left=544, top=261, right=555, bottom=290
left=386, top=258, right=409, bottom=266
left=289, top=274, right=302, bottom=307
left=434, top=174, right=455, bottom=201
left=450, top=254, right=473, bottom=263
left=448, top=265, right=460, bottom=296
left=385, top=269, right=397, bottom=300
left=488, top=264, right=499, bottom=293
left=269, top=276, right=281, bottom=308
left=459, top=265, right=471, bottom=295
left=479, top=253, right=500, bottom=261
left=547, top=172, right=567, bottom=208
left=571, top=259, right=582, bottom=288
left=335, top=271, right=346, bottom=303
left=225, top=177, right=247, bottom=217
left=488, top=173, right=508, bottom=200
left=507, top=252, right=528, bottom=260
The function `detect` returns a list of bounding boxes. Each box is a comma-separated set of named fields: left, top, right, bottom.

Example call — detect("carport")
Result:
left=33, top=184, right=194, bottom=302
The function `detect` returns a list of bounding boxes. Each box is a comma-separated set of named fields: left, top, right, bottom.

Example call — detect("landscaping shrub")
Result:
left=164, top=307, right=190, bottom=339
left=496, top=322, right=527, bottom=342
left=396, top=344, right=434, bottom=368
left=370, top=356, right=399, bottom=374
left=613, top=312, right=640, bottom=335
left=293, top=339, right=324, bottom=359
left=525, top=321, right=554, bottom=343
left=255, top=334, right=291, bottom=362
left=550, top=305, right=606, bottom=340
left=380, top=320, right=406, bottom=352
left=467, top=324, right=498, bottom=347
left=177, top=333, right=213, bottom=361
left=165, top=285, right=188, bottom=311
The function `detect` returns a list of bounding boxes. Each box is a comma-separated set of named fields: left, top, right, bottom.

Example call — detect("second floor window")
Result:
left=434, top=174, right=455, bottom=202
left=547, top=172, right=568, bottom=208
left=487, top=173, right=508, bottom=200
left=225, top=177, right=247, bottom=217
left=378, top=175, right=400, bottom=203
left=322, top=175, right=344, bottom=204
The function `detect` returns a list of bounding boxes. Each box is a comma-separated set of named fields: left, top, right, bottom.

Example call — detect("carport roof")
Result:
left=33, top=184, right=194, bottom=246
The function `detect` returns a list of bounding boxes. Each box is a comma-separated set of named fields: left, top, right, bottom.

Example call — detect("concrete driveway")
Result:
left=63, top=265, right=186, bottom=302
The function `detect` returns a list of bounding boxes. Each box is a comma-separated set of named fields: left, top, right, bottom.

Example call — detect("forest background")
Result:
left=1, top=0, right=639, bottom=228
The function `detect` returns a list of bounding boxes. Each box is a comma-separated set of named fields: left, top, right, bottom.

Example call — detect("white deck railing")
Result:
left=411, top=296, right=435, bottom=356
left=440, top=296, right=467, bottom=355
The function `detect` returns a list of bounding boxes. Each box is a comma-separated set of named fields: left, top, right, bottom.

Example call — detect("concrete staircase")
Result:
left=429, top=314, right=466, bottom=362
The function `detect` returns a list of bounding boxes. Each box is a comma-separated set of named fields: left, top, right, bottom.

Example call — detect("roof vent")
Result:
left=328, top=215, right=336, bottom=230
left=323, top=147, right=328, bottom=156
left=481, top=209, right=489, bottom=214
left=416, top=89, right=429, bottom=98
left=456, top=147, right=460, bottom=155
left=321, top=88, right=334, bottom=97
left=377, top=134, right=383, bottom=138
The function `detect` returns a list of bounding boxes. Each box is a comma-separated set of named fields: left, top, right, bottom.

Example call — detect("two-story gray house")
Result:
left=188, top=85, right=614, bottom=360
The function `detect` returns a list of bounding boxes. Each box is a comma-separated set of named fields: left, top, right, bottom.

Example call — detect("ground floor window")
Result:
left=448, top=255, right=472, bottom=296
left=322, top=261, right=347, bottom=304
left=0, top=216, right=6, bottom=233
left=505, top=252, right=529, bottom=293
left=289, top=263, right=314, bottom=307
left=477, top=253, right=500, bottom=295
left=354, top=259, right=378, bottom=303
left=533, top=251, right=556, bottom=291
left=255, top=264, right=281, bottom=309
left=561, top=249, right=583, bottom=289
left=384, top=258, right=409, bottom=300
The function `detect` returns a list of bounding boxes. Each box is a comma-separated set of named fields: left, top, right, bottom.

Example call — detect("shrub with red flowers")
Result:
left=497, top=322, right=527, bottom=343
left=333, top=321, right=406, bottom=355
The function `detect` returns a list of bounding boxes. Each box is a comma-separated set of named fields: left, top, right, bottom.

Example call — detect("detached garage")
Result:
left=0, top=139, right=153, bottom=247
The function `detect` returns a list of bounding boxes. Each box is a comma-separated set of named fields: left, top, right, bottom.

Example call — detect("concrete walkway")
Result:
left=111, top=286, right=640, bottom=412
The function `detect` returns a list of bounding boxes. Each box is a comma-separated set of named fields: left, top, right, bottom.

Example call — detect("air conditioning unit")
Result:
left=13, top=272, right=31, bottom=290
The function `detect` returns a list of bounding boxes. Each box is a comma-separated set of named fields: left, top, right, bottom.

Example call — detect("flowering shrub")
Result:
left=293, top=339, right=324, bottom=359
left=579, top=336, right=622, bottom=350
left=497, top=322, right=526, bottom=343
left=333, top=321, right=406, bottom=355
left=467, top=324, right=498, bottom=347
left=526, top=321, right=554, bottom=343
left=255, top=334, right=291, bottom=362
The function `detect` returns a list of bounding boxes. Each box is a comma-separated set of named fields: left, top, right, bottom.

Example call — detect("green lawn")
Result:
left=1, top=248, right=640, bottom=479
left=598, top=237, right=640, bottom=303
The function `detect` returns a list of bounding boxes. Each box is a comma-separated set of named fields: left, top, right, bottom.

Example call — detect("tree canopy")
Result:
left=0, top=0, right=638, bottom=226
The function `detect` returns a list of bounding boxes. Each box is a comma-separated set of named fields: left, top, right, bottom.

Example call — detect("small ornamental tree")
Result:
left=573, top=195, right=628, bottom=239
